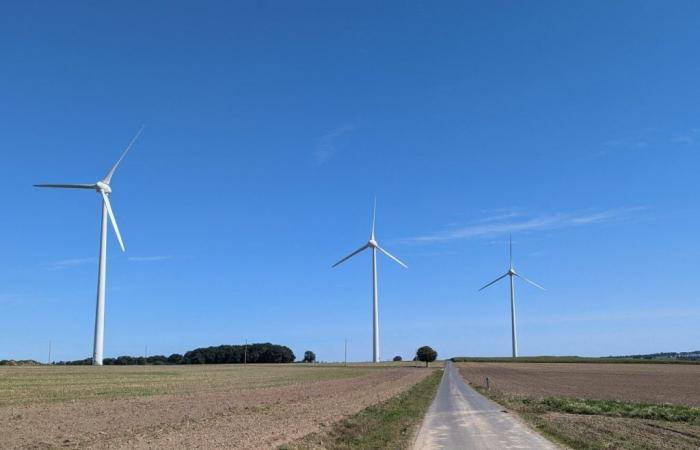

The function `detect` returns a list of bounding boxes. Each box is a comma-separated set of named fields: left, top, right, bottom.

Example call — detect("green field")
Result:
left=0, top=364, right=373, bottom=407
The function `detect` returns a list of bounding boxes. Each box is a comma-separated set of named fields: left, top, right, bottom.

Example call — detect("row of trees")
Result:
left=59, top=355, right=178, bottom=365
left=53, top=344, right=438, bottom=366
left=54, top=343, right=296, bottom=365
left=611, top=351, right=700, bottom=361
left=0, top=359, right=42, bottom=366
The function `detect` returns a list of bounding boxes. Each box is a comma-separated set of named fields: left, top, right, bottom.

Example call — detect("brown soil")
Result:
left=458, top=362, right=700, bottom=406
left=538, top=412, right=700, bottom=449
left=0, top=366, right=429, bottom=449
left=458, top=362, right=700, bottom=449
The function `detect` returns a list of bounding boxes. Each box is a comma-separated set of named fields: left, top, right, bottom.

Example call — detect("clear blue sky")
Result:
left=1, top=1, right=699, bottom=362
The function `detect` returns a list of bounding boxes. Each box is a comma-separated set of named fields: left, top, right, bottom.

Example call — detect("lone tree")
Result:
left=392, top=356, right=402, bottom=362
left=303, top=351, right=316, bottom=363
left=416, top=346, right=437, bottom=367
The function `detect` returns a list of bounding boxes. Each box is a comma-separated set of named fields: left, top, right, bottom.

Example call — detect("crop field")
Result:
left=458, top=362, right=700, bottom=449
left=0, top=364, right=430, bottom=449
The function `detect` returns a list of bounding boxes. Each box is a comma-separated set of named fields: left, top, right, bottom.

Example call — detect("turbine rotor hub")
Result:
left=368, top=238, right=378, bottom=248
left=96, top=181, right=112, bottom=193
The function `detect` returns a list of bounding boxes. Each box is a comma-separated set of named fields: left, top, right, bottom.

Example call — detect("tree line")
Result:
left=53, top=343, right=296, bottom=365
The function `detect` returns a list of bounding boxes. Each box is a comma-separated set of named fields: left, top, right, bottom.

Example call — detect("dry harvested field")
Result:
left=458, top=362, right=700, bottom=450
left=458, top=362, right=700, bottom=406
left=0, top=364, right=429, bottom=449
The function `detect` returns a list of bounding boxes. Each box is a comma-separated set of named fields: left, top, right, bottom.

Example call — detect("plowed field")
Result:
left=0, top=364, right=429, bottom=449
left=458, top=362, right=700, bottom=406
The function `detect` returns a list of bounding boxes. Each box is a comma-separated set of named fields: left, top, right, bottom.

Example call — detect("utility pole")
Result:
left=244, top=339, right=247, bottom=365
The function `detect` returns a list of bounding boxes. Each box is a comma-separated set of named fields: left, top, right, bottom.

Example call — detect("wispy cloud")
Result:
left=45, top=255, right=174, bottom=269
left=602, top=137, right=649, bottom=150
left=0, top=293, right=59, bottom=306
left=0, top=294, right=28, bottom=305
left=128, top=255, right=173, bottom=262
left=313, top=123, right=357, bottom=166
left=600, top=127, right=699, bottom=156
left=402, top=207, right=644, bottom=244
left=45, top=257, right=95, bottom=271
left=671, top=128, right=700, bottom=145
left=521, top=306, right=700, bottom=326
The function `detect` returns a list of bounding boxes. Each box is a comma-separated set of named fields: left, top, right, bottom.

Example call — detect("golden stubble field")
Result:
left=0, top=363, right=430, bottom=449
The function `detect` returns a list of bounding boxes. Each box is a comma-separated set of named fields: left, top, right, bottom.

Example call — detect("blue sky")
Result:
left=1, top=1, right=699, bottom=362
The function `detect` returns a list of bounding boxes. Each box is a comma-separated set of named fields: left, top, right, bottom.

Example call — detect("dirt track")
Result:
left=458, top=362, right=700, bottom=406
left=0, top=365, right=429, bottom=449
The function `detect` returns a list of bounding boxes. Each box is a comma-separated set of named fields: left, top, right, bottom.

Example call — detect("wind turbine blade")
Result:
left=478, top=272, right=509, bottom=291
left=516, top=274, right=546, bottom=291
left=34, top=184, right=96, bottom=189
left=377, top=246, right=408, bottom=268
left=332, top=244, right=370, bottom=268
left=102, top=125, right=144, bottom=184
left=371, top=198, right=377, bottom=239
left=100, top=191, right=125, bottom=252
left=509, top=234, right=513, bottom=267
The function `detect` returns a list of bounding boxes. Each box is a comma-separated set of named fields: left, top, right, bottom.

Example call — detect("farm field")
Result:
left=458, top=362, right=700, bottom=449
left=0, top=364, right=430, bottom=449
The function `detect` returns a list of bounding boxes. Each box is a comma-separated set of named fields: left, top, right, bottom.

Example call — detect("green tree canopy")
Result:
left=54, top=343, right=295, bottom=365
left=416, top=346, right=438, bottom=367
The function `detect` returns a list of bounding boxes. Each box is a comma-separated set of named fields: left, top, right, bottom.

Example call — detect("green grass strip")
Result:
left=535, top=397, right=700, bottom=424
left=281, top=369, right=442, bottom=450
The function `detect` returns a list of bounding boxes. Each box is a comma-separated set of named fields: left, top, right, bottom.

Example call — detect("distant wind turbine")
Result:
left=35, top=127, right=143, bottom=366
left=332, top=200, right=407, bottom=363
left=479, top=236, right=545, bottom=358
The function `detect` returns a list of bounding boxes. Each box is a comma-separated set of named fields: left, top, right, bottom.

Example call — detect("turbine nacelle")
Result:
left=478, top=237, right=545, bottom=292
left=368, top=238, right=378, bottom=248
left=96, top=181, right=112, bottom=193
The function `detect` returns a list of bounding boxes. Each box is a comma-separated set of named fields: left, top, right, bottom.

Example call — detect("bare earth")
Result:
left=540, top=412, right=700, bottom=449
left=457, top=362, right=700, bottom=450
left=0, top=364, right=429, bottom=449
left=458, top=362, right=700, bottom=406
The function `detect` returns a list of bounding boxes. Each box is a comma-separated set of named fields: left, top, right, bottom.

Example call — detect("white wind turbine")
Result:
left=35, top=127, right=143, bottom=366
left=332, top=201, right=407, bottom=363
left=479, top=236, right=545, bottom=358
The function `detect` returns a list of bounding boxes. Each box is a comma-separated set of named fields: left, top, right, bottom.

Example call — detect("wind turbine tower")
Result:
left=35, top=127, right=143, bottom=365
left=332, top=201, right=407, bottom=363
left=479, top=236, right=545, bottom=358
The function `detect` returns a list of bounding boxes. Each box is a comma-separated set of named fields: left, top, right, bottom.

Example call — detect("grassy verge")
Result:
left=535, top=397, right=700, bottom=423
left=472, top=386, right=700, bottom=450
left=281, top=369, right=442, bottom=450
